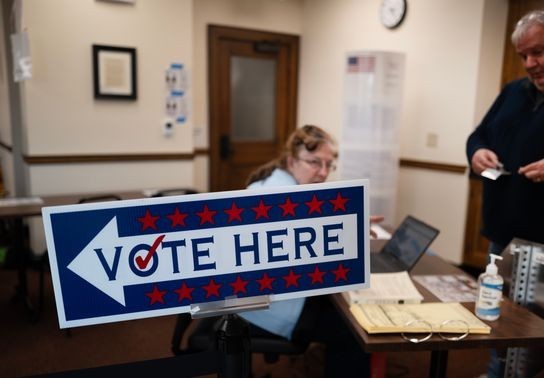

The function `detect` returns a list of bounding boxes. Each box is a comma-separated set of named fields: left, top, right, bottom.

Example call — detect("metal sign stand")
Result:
left=189, top=295, right=271, bottom=378
left=504, top=239, right=544, bottom=378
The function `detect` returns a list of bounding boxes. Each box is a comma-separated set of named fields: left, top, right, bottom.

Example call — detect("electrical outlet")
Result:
left=426, top=133, right=438, bottom=148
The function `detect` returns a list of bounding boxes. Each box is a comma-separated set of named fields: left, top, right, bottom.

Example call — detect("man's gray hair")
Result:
left=512, top=10, right=544, bottom=45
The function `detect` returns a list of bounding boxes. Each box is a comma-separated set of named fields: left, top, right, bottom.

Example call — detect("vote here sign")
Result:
left=42, top=179, right=370, bottom=328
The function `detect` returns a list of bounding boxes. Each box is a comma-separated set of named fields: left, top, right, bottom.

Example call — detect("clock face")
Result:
left=379, top=0, right=407, bottom=29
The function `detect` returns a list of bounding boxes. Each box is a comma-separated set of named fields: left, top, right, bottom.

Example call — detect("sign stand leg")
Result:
left=215, top=313, right=251, bottom=378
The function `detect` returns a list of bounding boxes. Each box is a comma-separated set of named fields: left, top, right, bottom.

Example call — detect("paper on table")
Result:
left=370, top=224, right=391, bottom=240
left=142, top=189, right=159, bottom=197
left=350, top=302, right=491, bottom=334
left=0, top=197, right=43, bottom=206
left=344, top=271, right=423, bottom=304
left=412, top=274, right=478, bottom=303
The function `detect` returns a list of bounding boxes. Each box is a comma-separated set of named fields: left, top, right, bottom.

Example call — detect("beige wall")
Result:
left=0, top=1, right=14, bottom=195
left=297, top=0, right=508, bottom=264
left=0, top=2, right=11, bottom=145
left=23, top=0, right=193, bottom=155
left=17, top=0, right=195, bottom=251
left=3, top=0, right=509, bottom=263
left=21, top=0, right=195, bottom=202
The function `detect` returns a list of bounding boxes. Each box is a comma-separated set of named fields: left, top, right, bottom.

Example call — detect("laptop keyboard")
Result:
left=371, top=253, right=404, bottom=273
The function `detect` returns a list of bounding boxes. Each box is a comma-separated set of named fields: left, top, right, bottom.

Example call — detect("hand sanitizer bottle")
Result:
left=475, top=254, right=504, bottom=321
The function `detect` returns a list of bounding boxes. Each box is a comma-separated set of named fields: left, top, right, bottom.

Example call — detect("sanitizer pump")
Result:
left=475, top=254, right=504, bottom=321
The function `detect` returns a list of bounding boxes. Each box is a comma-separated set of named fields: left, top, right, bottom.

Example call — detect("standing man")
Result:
left=467, top=9, right=544, bottom=257
left=466, top=10, right=544, bottom=378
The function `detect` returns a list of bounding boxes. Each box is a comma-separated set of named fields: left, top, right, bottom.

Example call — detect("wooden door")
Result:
left=463, top=0, right=544, bottom=269
left=208, top=25, right=299, bottom=192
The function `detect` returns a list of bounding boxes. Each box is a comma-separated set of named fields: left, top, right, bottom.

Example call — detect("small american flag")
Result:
left=347, top=55, right=376, bottom=73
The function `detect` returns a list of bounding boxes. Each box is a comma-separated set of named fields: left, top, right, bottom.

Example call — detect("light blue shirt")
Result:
left=246, top=168, right=298, bottom=189
left=240, top=168, right=305, bottom=340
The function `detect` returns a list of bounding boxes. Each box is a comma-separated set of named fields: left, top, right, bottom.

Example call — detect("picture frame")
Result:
left=92, top=44, right=137, bottom=100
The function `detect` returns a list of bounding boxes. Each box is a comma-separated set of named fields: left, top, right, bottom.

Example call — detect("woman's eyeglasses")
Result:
left=298, top=158, right=337, bottom=171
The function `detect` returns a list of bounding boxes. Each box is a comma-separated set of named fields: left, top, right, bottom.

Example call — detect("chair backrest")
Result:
left=151, top=188, right=199, bottom=197
left=78, top=194, right=122, bottom=203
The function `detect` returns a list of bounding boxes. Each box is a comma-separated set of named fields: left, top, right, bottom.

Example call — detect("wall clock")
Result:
left=379, top=0, right=407, bottom=29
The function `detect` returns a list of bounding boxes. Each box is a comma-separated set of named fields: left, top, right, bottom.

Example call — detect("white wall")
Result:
left=23, top=0, right=193, bottom=155
left=21, top=0, right=195, bottom=200
left=5, top=0, right=510, bottom=264
left=297, top=0, right=508, bottom=264
left=19, top=0, right=195, bottom=252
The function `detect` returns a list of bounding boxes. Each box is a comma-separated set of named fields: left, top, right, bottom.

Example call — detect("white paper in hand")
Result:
left=481, top=163, right=510, bottom=180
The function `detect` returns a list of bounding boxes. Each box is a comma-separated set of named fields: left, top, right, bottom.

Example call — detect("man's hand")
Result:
left=519, top=159, right=544, bottom=183
left=471, top=148, right=499, bottom=175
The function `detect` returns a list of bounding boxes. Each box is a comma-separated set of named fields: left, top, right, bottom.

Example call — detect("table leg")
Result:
left=11, top=218, right=36, bottom=319
left=429, top=350, right=448, bottom=378
left=371, top=352, right=387, bottom=378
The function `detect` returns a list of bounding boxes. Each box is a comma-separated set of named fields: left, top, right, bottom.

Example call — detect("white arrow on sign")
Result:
left=68, top=217, right=135, bottom=306
left=67, top=216, right=202, bottom=306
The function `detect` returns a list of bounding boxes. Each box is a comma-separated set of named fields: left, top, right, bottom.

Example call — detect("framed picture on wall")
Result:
left=92, top=44, right=137, bottom=100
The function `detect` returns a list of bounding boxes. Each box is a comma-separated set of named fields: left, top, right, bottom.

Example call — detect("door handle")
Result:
left=220, top=135, right=231, bottom=159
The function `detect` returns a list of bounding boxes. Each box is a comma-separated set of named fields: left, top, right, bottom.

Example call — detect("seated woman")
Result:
left=240, top=124, right=372, bottom=377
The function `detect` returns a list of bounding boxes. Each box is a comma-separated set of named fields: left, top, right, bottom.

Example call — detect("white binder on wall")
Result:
left=340, top=51, right=405, bottom=222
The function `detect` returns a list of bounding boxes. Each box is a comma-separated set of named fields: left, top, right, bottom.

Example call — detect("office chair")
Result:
left=165, top=186, right=307, bottom=370
left=150, top=188, right=199, bottom=197
left=171, top=312, right=308, bottom=372
left=37, top=194, right=122, bottom=324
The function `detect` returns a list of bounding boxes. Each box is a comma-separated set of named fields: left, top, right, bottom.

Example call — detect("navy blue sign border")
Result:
left=48, top=186, right=366, bottom=321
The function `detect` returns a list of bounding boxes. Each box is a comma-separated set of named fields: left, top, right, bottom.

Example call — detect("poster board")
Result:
left=340, top=51, right=405, bottom=221
left=42, top=180, right=370, bottom=328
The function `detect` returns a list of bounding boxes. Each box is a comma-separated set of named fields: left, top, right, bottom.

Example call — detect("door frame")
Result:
left=207, top=25, right=299, bottom=192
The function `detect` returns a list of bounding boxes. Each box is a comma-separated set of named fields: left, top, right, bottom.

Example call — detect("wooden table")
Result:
left=330, top=244, right=544, bottom=378
left=0, top=191, right=147, bottom=319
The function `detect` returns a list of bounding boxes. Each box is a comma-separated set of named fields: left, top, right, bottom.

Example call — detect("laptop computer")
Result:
left=370, top=215, right=440, bottom=273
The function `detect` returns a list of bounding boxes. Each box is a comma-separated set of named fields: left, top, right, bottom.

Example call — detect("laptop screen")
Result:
left=383, top=216, right=440, bottom=269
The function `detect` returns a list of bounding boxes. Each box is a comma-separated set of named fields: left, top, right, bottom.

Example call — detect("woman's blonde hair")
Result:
left=245, top=124, right=337, bottom=186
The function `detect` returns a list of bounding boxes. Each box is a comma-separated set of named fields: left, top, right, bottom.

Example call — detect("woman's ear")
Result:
left=286, top=155, right=295, bottom=171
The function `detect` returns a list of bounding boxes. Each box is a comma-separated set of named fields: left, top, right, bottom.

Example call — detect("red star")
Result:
left=167, top=207, right=188, bottom=227
left=202, top=278, right=222, bottom=298
left=252, top=199, right=272, bottom=220
left=282, top=269, right=301, bottom=288
left=278, top=197, right=298, bottom=217
left=174, top=282, right=194, bottom=302
left=138, top=209, right=160, bottom=231
left=256, top=272, right=275, bottom=291
left=331, top=264, right=351, bottom=282
left=308, top=266, right=326, bottom=284
left=224, top=202, right=244, bottom=222
left=229, top=275, right=249, bottom=294
left=145, top=284, right=167, bottom=305
left=330, top=192, right=349, bottom=212
left=305, top=195, right=324, bottom=214
left=196, top=204, right=217, bottom=225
